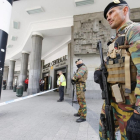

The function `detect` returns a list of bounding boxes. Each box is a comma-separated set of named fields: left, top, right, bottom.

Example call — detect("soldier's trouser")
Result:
left=99, top=97, right=134, bottom=140
left=76, top=83, right=87, bottom=119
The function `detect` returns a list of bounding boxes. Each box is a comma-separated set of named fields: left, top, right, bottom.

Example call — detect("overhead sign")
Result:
left=44, top=55, right=67, bottom=68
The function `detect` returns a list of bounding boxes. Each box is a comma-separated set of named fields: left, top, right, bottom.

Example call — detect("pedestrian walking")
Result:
left=24, top=78, right=28, bottom=91
left=40, top=79, right=45, bottom=91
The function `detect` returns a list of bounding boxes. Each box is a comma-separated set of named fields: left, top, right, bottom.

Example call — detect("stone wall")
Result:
left=71, top=8, right=140, bottom=99
left=73, top=12, right=115, bottom=55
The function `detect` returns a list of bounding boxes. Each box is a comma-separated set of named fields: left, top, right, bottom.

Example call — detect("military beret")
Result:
left=104, top=0, right=128, bottom=19
left=75, top=59, right=82, bottom=64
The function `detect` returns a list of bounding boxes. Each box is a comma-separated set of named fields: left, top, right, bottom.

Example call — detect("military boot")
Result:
left=76, top=118, right=86, bottom=123
left=74, top=113, right=80, bottom=117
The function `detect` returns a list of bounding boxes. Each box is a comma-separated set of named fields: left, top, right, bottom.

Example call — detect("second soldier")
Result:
left=72, top=59, right=88, bottom=123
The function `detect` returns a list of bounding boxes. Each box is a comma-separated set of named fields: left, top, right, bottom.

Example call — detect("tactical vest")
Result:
left=77, top=65, right=88, bottom=83
left=106, top=23, right=137, bottom=104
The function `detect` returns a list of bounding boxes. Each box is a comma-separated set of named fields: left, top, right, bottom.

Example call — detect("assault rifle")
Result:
left=71, top=72, right=77, bottom=106
left=97, top=41, right=115, bottom=140
left=71, top=80, right=75, bottom=106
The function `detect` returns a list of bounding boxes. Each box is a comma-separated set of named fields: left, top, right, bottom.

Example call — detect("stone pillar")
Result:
left=40, top=60, right=44, bottom=79
left=67, top=43, right=72, bottom=95
left=18, top=52, right=29, bottom=86
left=69, top=26, right=74, bottom=98
left=28, top=32, right=43, bottom=94
left=7, top=60, right=16, bottom=89
left=3, top=66, right=9, bottom=82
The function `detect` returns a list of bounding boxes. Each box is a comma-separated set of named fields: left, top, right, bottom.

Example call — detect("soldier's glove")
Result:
left=71, top=79, right=76, bottom=85
left=126, top=107, right=140, bottom=140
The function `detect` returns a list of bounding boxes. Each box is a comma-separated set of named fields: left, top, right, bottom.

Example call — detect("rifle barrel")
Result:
left=97, top=41, right=115, bottom=140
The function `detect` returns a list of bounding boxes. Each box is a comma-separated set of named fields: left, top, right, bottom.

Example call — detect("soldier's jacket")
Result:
left=99, top=22, right=140, bottom=140
left=108, top=22, right=140, bottom=106
left=73, top=64, right=88, bottom=83
left=124, top=22, right=140, bottom=106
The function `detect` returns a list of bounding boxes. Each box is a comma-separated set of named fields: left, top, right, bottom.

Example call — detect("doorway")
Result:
left=43, top=76, right=52, bottom=90
left=44, top=77, right=48, bottom=90
left=43, top=72, right=52, bottom=91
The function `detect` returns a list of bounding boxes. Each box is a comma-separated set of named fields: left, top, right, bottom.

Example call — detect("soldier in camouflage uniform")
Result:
left=99, top=0, right=140, bottom=140
left=72, top=59, right=88, bottom=123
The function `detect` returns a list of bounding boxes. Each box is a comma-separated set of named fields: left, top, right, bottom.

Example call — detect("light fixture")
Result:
left=75, top=0, right=94, bottom=6
left=7, top=45, right=13, bottom=48
left=11, top=36, right=18, bottom=41
left=26, top=6, right=45, bottom=15
left=13, top=21, right=20, bottom=29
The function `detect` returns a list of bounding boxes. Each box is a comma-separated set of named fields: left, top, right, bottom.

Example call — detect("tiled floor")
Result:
left=0, top=90, right=103, bottom=140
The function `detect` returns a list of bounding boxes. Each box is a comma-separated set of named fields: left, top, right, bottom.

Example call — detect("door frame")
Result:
left=43, top=71, right=50, bottom=78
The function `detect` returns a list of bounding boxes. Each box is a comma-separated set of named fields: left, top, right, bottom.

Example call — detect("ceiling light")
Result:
left=13, top=21, right=20, bottom=29
left=11, top=36, right=18, bottom=41
left=7, top=45, right=13, bottom=48
left=75, top=0, right=94, bottom=6
left=26, top=6, right=45, bottom=15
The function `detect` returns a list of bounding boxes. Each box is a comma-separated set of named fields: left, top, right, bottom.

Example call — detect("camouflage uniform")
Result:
left=99, top=22, right=140, bottom=140
left=73, top=64, right=88, bottom=119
